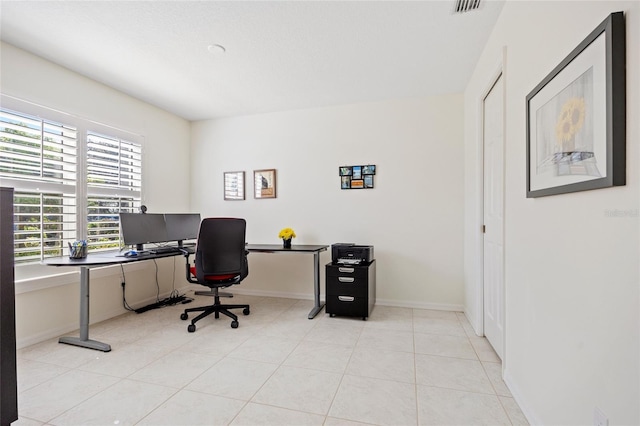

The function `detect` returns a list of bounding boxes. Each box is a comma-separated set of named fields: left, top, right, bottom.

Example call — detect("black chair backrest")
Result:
left=194, top=218, right=247, bottom=282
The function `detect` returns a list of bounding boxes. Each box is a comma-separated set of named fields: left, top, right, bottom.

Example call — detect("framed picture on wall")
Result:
left=254, top=169, right=277, bottom=199
left=338, top=164, right=376, bottom=189
left=526, top=12, right=625, bottom=198
left=223, top=171, right=245, bottom=200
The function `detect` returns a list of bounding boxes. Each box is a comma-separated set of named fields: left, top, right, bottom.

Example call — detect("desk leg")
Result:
left=307, top=251, right=325, bottom=319
left=59, top=267, right=111, bottom=352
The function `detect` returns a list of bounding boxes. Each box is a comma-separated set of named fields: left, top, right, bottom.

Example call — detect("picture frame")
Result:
left=254, top=169, right=277, bottom=199
left=526, top=12, right=625, bottom=198
left=338, top=164, right=376, bottom=189
left=223, top=171, right=245, bottom=200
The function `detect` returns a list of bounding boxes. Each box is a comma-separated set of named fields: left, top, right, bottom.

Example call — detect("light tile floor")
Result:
left=13, top=293, right=529, bottom=426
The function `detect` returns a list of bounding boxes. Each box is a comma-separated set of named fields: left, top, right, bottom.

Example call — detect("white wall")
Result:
left=1, top=42, right=192, bottom=346
left=464, top=2, right=639, bottom=424
left=190, top=96, right=465, bottom=309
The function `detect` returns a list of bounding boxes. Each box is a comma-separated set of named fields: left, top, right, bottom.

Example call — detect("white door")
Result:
left=483, top=73, right=505, bottom=360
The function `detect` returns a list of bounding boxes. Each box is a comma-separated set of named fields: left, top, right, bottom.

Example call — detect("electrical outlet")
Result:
left=594, top=407, right=608, bottom=426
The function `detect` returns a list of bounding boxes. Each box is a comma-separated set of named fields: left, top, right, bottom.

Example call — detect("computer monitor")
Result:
left=164, top=213, right=201, bottom=246
left=119, top=213, right=168, bottom=251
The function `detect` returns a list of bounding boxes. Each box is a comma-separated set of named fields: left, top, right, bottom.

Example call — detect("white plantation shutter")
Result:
left=0, top=108, right=78, bottom=263
left=86, top=132, right=142, bottom=251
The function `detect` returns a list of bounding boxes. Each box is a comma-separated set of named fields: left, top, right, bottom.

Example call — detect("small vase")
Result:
left=283, top=238, right=292, bottom=248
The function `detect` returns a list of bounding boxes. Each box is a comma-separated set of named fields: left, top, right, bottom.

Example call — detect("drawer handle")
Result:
left=338, top=267, right=355, bottom=273
left=338, top=296, right=355, bottom=302
left=338, top=277, right=355, bottom=283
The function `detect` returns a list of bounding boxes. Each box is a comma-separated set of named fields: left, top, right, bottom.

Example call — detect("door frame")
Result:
left=472, top=48, right=507, bottom=353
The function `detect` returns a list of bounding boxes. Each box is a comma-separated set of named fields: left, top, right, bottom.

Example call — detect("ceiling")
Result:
left=0, top=1, right=505, bottom=121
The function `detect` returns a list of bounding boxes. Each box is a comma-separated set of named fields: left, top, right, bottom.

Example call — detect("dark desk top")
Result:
left=42, top=248, right=188, bottom=267
left=246, top=244, right=328, bottom=253
left=42, top=244, right=327, bottom=266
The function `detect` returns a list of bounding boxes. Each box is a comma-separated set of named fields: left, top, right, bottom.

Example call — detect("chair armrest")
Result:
left=183, top=251, right=198, bottom=284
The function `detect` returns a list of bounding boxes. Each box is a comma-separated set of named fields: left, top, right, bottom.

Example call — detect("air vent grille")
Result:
left=453, top=0, right=481, bottom=14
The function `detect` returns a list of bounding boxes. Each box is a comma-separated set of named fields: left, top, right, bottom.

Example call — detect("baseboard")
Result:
left=375, top=298, right=463, bottom=312
left=504, top=367, right=539, bottom=425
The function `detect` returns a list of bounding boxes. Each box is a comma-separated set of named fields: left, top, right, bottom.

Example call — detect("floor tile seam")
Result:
left=235, top=345, right=299, bottom=403
left=415, top=382, right=502, bottom=398
left=133, top=349, right=230, bottom=393
left=414, top=352, right=486, bottom=363
left=494, top=394, right=520, bottom=426
left=175, top=386, right=254, bottom=404
left=411, top=329, right=471, bottom=339
left=225, top=398, right=252, bottom=425
left=413, top=340, right=421, bottom=426
left=245, top=400, right=330, bottom=420
left=16, top=357, right=76, bottom=376
left=24, top=353, right=97, bottom=371
left=118, top=384, right=184, bottom=426
left=411, top=317, right=463, bottom=325
left=479, top=359, right=511, bottom=398
left=282, top=360, right=349, bottom=376
left=319, top=330, right=368, bottom=422
left=362, top=324, right=415, bottom=333
left=355, top=343, right=416, bottom=355
left=45, top=376, right=134, bottom=425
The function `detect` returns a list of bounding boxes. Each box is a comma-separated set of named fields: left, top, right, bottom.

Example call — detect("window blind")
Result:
left=86, top=132, right=142, bottom=251
left=1, top=108, right=78, bottom=263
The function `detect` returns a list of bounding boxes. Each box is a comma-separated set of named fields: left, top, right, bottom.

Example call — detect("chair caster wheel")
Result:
left=329, top=313, right=335, bottom=317
left=187, top=324, right=196, bottom=333
left=180, top=313, right=188, bottom=320
left=231, top=320, right=239, bottom=329
left=243, top=307, right=250, bottom=315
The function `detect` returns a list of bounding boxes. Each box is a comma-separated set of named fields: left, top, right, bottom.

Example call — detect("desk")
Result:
left=43, top=250, right=186, bottom=352
left=246, top=244, right=328, bottom=319
left=44, top=244, right=328, bottom=351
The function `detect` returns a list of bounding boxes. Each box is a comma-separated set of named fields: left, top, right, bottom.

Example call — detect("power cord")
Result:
left=120, top=264, right=134, bottom=311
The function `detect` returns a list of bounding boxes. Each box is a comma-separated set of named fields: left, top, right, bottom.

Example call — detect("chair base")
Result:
left=195, top=289, right=233, bottom=298
left=181, top=295, right=249, bottom=332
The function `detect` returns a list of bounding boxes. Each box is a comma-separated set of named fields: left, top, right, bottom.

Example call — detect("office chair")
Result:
left=180, top=217, right=250, bottom=332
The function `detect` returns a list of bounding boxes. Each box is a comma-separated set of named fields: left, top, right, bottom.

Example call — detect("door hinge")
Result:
left=482, top=225, right=486, bottom=233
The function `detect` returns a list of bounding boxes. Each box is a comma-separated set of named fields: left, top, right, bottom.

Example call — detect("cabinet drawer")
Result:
left=326, top=277, right=368, bottom=297
left=326, top=294, right=368, bottom=317
left=326, top=264, right=369, bottom=279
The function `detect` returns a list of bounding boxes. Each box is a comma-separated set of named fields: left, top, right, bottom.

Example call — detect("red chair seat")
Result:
left=190, top=266, right=237, bottom=281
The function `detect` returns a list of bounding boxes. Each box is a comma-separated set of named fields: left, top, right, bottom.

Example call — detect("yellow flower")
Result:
left=278, top=227, right=296, bottom=240
left=555, top=97, right=586, bottom=144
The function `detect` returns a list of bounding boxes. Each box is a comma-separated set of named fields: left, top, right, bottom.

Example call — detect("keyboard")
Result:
left=148, top=247, right=183, bottom=254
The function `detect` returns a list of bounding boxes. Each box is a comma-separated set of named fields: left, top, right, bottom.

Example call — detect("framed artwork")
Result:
left=526, top=12, right=625, bottom=198
left=223, top=171, right=245, bottom=200
left=339, top=165, right=376, bottom=189
left=254, top=169, right=276, bottom=199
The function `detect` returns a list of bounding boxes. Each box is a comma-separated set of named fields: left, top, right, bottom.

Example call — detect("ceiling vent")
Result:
left=453, top=0, right=481, bottom=14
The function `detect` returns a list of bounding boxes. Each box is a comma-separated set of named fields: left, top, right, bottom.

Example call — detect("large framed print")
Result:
left=526, top=12, right=625, bottom=198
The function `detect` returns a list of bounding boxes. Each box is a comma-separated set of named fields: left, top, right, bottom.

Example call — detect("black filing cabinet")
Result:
left=326, top=260, right=375, bottom=320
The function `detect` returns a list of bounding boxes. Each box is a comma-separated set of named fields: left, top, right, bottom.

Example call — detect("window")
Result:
left=0, top=100, right=143, bottom=264
left=86, top=132, right=142, bottom=251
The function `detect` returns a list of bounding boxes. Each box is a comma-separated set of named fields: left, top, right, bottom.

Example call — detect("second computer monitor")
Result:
left=164, top=213, right=201, bottom=246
